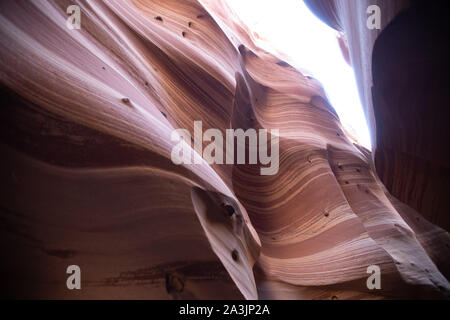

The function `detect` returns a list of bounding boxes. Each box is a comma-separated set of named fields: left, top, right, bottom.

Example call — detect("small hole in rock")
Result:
left=182, top=31, right=186, bottom=37
left=160, top=111, right=167, bottom=118
left=165, top=273, right=184, bottom=293
left=221, top=204, right=235, bottom=217
left=155, top=16, right=163, bottom=21
left=122, top=98, right=130, bottom=103
left=324, top=212, right=329, bottom=217
left=231, top=249, right=239, bottom=261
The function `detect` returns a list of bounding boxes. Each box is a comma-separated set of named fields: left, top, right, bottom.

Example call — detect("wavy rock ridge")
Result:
left=0, top=0, right=448, bottom=299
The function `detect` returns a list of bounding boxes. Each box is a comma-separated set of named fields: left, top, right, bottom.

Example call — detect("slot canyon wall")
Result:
left=0, top=0, right=448, bottom=299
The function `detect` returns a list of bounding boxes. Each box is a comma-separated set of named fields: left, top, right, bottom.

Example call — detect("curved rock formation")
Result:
left=0, top=0, right=448, bottom=299
left=304, top=0, right=450, bottom=232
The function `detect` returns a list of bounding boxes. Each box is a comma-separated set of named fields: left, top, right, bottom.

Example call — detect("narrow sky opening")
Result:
left=225, top=0, right=372, bottom=149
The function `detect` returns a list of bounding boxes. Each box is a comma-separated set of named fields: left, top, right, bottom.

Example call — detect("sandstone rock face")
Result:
left=305, top=0, right=450, bottom=233
left=0, top=0, right=448, bottom=299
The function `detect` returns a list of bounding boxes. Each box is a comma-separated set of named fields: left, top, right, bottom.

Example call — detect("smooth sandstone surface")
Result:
left=0, top=0, right=448, bottom=299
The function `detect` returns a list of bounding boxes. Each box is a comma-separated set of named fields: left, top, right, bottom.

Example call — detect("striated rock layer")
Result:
left=0, top=0, right=448, bottom=299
